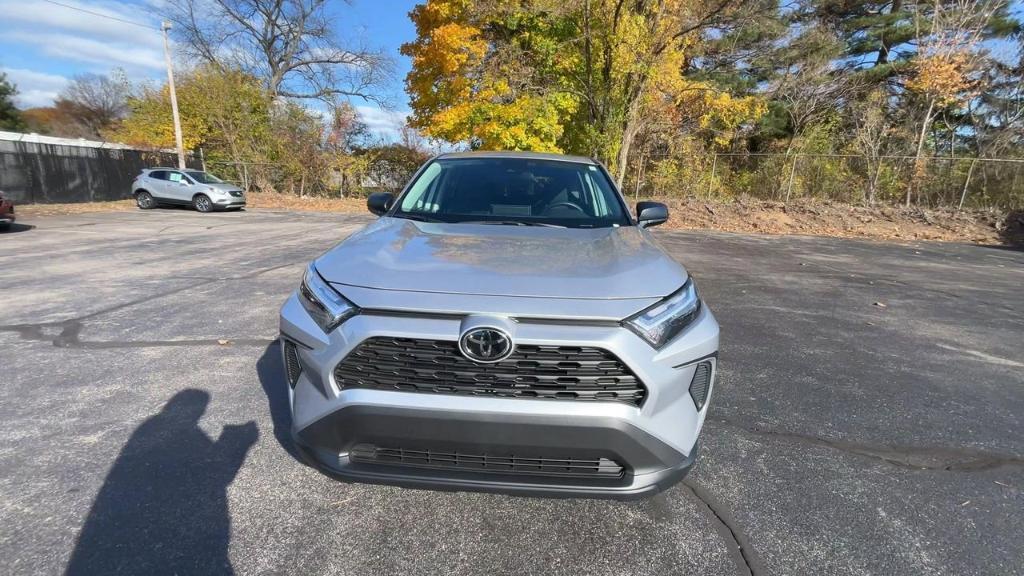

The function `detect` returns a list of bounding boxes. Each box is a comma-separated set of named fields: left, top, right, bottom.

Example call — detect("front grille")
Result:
left=351, top=444, right=625, bottom=479
left=228, top=190, right=243, bottom=197
left=333, top=337, right=646, bottom=405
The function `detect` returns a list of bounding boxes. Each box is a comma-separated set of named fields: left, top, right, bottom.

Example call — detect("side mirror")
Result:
left=636, top=201, right=669, bottom=228
left=367, top=192, right=394, bottom=216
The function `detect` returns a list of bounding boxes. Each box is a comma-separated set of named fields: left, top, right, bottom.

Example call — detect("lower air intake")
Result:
left=283, top=340, right=302, bottom=388
left=350, top=444, right=625, bottom=479
left=689, top=361, right=712, bottom=411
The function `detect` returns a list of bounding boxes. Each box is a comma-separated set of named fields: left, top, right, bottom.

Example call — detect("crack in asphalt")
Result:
left=681, top=480, right=765, bottom=576
left=1, top=260, right=297, bottom=350
left=0, top=320, right=274, bottom=349
left=715, top=417, right=1024, bottom=471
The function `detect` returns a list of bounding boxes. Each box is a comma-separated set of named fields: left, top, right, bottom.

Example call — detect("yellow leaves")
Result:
left=644, top=47, right=766, bottom=148
left=404, top=0, right=763, bottom=155
left=404, top=0, right=581, bottom=150
left=112, top=66, right=269, bottom=151
left=428, top=93, right=577, bottom=152
left=906, top=51, right=976, bottom=107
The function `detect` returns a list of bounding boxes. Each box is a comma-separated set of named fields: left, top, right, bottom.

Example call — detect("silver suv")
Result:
left=132, top=168, right=245, bottom=212
left=278, top=152, right=719, bottom=499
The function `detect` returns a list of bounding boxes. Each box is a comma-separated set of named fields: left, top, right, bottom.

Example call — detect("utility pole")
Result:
left=161, top=20, right=186, bottom=169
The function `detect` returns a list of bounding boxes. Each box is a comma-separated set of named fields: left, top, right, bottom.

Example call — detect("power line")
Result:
left=39, top=0, right=158, bottom=30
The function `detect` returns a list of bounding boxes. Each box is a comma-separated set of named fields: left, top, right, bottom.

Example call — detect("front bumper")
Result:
left=280, top=289, right=718, bottom=499
left=214, top=196, right=246, bottom=208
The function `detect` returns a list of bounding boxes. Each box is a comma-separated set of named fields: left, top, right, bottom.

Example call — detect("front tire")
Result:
left=136, top=191, right=156, bottom=209
left=193, top=194, right=213, bottom=213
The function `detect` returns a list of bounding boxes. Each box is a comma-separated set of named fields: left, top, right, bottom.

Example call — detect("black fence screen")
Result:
left=0, top=139, right=200, bottom=204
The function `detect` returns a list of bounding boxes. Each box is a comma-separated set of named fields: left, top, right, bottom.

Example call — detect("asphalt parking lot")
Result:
left=2, top=208, right=1022, bottom=575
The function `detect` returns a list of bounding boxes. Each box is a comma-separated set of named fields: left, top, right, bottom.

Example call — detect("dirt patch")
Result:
left=243, top=192, right=367, bottom=213
left=14, top=193, right=367, bottom=217
left=14, top=192, right=1018, bottom=246
left=18, top=200, right=136, bottom=217
left=659, top=196, right=1011, bottom=245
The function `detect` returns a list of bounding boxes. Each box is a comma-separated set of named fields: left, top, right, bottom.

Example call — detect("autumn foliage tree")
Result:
left=402, top=0, right=766, bottom=184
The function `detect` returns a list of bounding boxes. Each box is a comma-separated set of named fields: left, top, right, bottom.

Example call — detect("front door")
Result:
left=166, top=171, right=193, bottom=202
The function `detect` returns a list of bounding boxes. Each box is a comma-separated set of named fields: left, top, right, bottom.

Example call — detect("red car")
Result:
left=0, top=191, right=14, bottom=231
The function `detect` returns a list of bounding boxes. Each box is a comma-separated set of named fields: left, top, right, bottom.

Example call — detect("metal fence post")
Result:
left=785, top=155, right=798, bottom=203
left=706, top=153, right=717, bottom=199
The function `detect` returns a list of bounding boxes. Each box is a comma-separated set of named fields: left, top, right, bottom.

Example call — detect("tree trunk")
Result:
left=867, top=157, right=881, bottom=204
left=958, top=158, right=977, bottom=211
left=908, top=99, right=936, bottom=207
left=615, top=120, right=639, bottom=190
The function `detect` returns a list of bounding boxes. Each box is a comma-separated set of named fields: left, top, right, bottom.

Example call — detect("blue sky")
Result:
left=0, top=0, right=420, bottom=138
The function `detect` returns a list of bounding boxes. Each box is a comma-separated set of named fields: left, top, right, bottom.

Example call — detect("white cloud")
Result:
left=3, top=32, right=166, bottom=71
left=0, top=0, right=162, bottom=49
left=356, top=105, right=409, bottom=139
left=0, top=0, right=167, bottom=94
left=1, top=67, right=69, bottom=108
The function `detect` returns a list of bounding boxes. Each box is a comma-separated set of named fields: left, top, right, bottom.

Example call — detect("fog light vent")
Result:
left=283, top=340, right=302, bottom=388
left=688, top=361, right=712, bottom=411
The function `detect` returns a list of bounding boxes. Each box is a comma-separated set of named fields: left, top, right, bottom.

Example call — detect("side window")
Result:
left=400, top=162, right=444, bottom=212
left=149, top=170, right=167, bottom=180
left=168, top=172, right=184, bottom=183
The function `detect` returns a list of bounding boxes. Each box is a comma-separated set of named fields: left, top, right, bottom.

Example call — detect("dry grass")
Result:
left=657, top=196, right=1007, bottom=244
left=14, top=193, right=367, bottom=217
left=14, top=192, right=1014, bottom=245
left=18, top=199, right=136, bottom=217
left=243, top=192, right=367, bottom=212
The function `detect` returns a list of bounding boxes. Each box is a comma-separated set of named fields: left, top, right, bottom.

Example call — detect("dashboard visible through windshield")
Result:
left=392, top=157, right=631, bottom=228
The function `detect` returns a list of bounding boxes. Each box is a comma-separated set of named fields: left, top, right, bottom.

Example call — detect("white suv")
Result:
left=132, top=168, right=246, bottom=212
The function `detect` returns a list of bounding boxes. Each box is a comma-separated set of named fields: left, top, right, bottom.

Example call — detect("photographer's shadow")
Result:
left=66, top=389, right=258, bottom=576
left=256, top=341, right=302, bottom=461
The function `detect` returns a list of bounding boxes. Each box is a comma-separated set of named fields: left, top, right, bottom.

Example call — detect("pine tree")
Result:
left=0, top=73, right=27, bottom=131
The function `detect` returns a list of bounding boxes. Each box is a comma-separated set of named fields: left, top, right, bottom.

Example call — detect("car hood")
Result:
left=209, top=183, right=243, bottom=193
left=314, top=217, right=687, bottom=300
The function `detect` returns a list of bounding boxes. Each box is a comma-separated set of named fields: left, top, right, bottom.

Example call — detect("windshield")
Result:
left=392, top=157, right=631, bottom=228
left=185, top=171, right=223, bottom=184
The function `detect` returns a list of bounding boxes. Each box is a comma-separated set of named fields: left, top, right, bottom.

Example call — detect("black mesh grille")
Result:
left=689, top=361, right=712, bottom=410
left=333, top=337, right=646, bottom=405
left=350, top=444, right=625, bottom=479
left=283, top=340, right=302, bottom=388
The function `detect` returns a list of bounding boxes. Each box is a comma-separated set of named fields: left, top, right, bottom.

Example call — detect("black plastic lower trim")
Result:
left=293, top=404, right=698, bottom=500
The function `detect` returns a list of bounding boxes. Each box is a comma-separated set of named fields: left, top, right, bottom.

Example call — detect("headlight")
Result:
left=625, top=279, right=701, bottom=348
left=299, top=263, right=357, bottom=333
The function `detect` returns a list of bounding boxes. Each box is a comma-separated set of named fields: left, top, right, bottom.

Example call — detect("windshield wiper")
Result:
left=461, top=220, right=566, bottom=228
left=394, top=214, right=444, bottom=223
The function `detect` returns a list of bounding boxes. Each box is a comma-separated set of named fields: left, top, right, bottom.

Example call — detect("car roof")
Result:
left=434, top=151, right=598, bottom=165
left=143, top=167, right=202, bottom=171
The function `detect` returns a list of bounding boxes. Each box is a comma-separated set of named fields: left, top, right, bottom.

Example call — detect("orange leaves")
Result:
left=906, top=51, right=977, bottom=107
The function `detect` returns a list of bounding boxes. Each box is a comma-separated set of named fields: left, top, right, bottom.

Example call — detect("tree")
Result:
left=51, top=72, right=131, bottom=139
left=167, top=0, right=392, bottom=104
left=851, top=89, right=895, bottom=203
left=903, top=0, right=1004, bottom=206
left=402, top=0, right=765, bottom=185
left=0, top=73, right=26, bottom=131
left=115, top=66, right=273, bottom=188
left=357, top=143, right=431, bottom=192
left=401, top=0, right=577, bottom=152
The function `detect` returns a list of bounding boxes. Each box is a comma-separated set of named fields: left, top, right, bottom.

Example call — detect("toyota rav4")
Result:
left=279, top=151, right=719, bottom=499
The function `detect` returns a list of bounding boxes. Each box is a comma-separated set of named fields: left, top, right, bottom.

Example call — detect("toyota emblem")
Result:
left=459, top=327, right=513, bottom=363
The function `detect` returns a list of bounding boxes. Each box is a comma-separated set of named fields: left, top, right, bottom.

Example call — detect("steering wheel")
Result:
left=544, top=201, right=586, bottom=214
